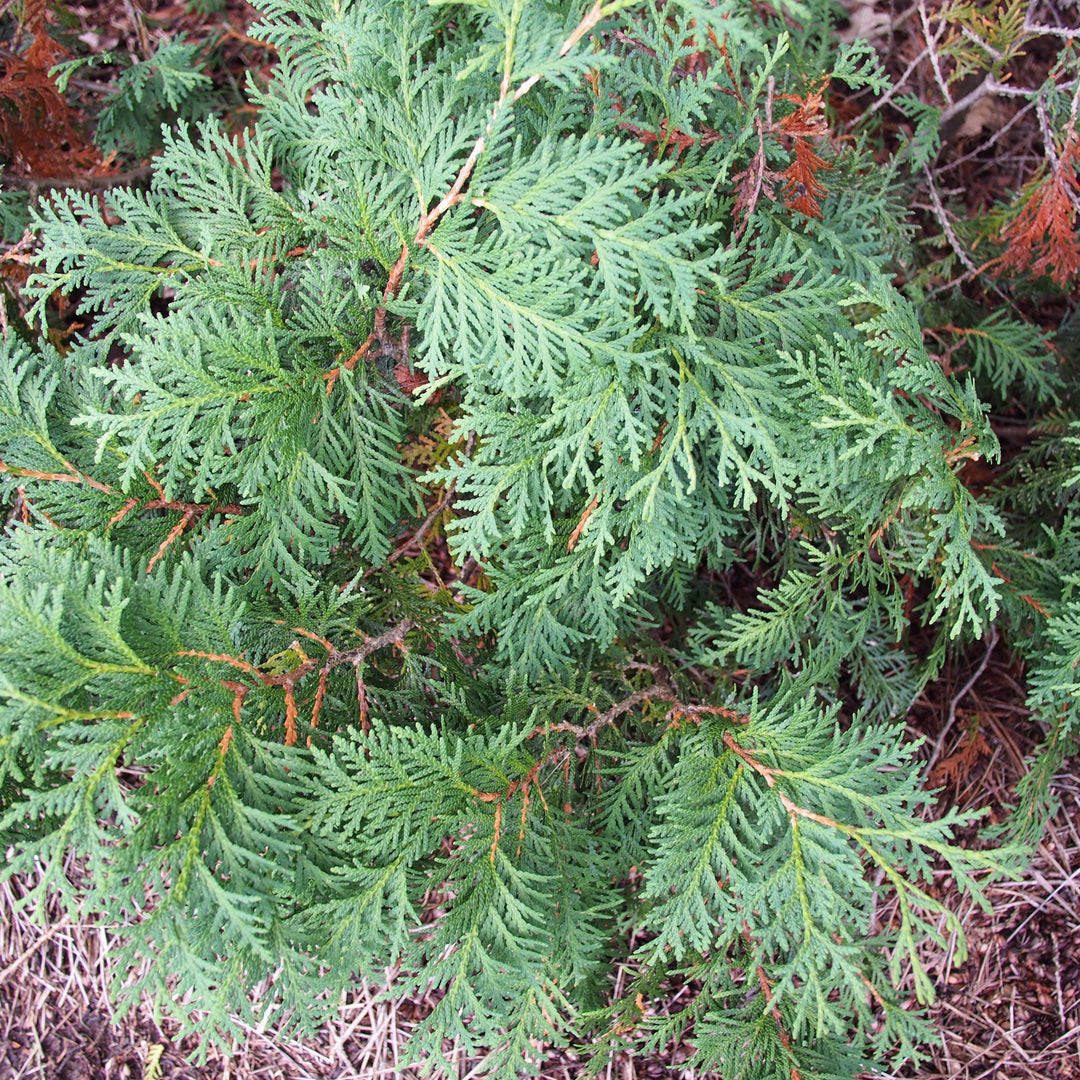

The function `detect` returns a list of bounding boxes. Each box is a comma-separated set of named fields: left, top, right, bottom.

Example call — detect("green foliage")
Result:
left=0, top=184, right=32, bottom=244
left=95, top=37, right=217, bottom=157
left=983, top=413, right=1080, bottom=842
left=1010, top=584, right=1080, bottom=841
left=0, top=0, right=1060, bottom=1076
left=893, top=94, right=942, bottom=167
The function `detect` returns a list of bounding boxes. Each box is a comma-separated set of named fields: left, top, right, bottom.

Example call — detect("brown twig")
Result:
left=741, top=925, right=804, bottom=1080
left=0, top=460, right=243, bottom=560
left=545, top=677, right=678, bottom=743
left=0, top=457, right=113, bottom=493
left=387, top=484, right=456, bottom=564
left=174, top=620, right=415, bottom=746
left=145, top=508, right=196, bottom=573
left=567, top=494, right=599, bottom=552
left=927, top=625, right=999, bottom=772
left=386, top=430, right=475, bottom=565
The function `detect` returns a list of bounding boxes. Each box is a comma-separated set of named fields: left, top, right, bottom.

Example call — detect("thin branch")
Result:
left=0, top=917, right=71, bottom=983
left=938, top=97, right=1039, bottom=173
left=587, top=681, right=676, bottom=737
left=939, top=75, right=998, bottom=128
left=1022, top=94, right=1080, bottom=217
left=145, top=507, right=196, bottom=574
left=387, top=484, right=455, bottom=564
left=418, top=0, right=608, bottom=248
left=918, top=0, right=953, bottom=105
left=1023, top=21, right=1080, bottom=38
left=514, top=0, right=605, bottom=100
left=1038, top=95, right=1061, bottom=168
left=0, top=457, right=114, bottom=493
left=959, top=24, right=1005, bottom=62
left=860, top=44, right=933, bottom=122
left=176, top=620, right=415, bottom=747
left=546, top=674, right=678, bottom=741
left=927, top=625, right=999, bottom=771
left=923, top=165, right=978, bottom=274
left=747, top=939, right=804, bottom=1080
left=300, top=619, right=416, bottom=682
left=386, top=432, right=474, bottom=564
left=724, top=730, right=777, bottom=785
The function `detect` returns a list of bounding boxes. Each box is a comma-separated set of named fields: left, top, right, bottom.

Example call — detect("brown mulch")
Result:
left=914, top=785, right=1080, bottom=1080
left=927, top=789, right=1080, bottom=1080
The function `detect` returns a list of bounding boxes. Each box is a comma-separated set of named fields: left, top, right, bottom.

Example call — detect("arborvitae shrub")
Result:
left=6, top=0, right=1078, bottom=1075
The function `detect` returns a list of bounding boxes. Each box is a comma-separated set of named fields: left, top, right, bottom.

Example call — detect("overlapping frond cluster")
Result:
left=0, top=0, right=1042, bottom=1077
left=632, top=683, right=1000, bottom=1068
left=92, top=37, right=217, bottom=157
left=984, top=414, right=1080, bottom=843
left=0, top=530, right=314, bottom=1025
left=431, top=167, right=1004, bottom=675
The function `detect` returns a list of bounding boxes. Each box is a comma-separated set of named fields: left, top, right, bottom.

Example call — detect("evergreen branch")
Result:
left=417, top=1, right=610, bottom=246
left=324, top=0, right=620, bottom=406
